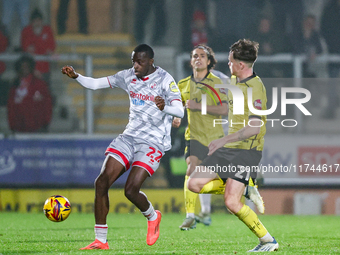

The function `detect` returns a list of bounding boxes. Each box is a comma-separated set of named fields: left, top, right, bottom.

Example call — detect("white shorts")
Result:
left=105, top=134, right=164, bottom=176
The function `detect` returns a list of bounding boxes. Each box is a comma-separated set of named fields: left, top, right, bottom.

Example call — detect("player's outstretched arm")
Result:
left=61, top=65, right=110, bottom=90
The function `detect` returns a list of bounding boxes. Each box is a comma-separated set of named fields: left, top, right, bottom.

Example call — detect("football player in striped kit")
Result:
left=62, top=44, right=184, bottom=249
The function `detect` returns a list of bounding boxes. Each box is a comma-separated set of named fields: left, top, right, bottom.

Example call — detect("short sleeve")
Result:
left=163, top=74, right=182, bottom=104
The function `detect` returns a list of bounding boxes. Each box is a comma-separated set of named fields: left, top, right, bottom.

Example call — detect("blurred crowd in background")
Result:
left=0, top=0, right=340, bottom=134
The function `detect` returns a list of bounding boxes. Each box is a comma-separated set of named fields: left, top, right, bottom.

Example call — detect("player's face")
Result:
left=228, top=51, right=241, bottom=76
left=191, top=48, right=210, bottom=72
left=132, top=51, right=153, bottom=79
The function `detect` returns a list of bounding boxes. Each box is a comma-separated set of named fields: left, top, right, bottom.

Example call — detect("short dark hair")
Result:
left=230, top=39, right=259, bottom=64
left=30, top=8, right=43, bottom=21
left=133, top=44, right=154, bottom=59
left=190, top=44, right=217, bottom=71
left=15, top=54, right=36, bottom=73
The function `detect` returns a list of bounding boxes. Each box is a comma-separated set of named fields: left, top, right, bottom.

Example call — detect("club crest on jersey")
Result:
left=131, top=79, right=137, bottom=84
left=254, top=99, right=262, bottom=110
left=169, top=81, right=179, bottom=92
left=150, top=82, right=157, bottom=89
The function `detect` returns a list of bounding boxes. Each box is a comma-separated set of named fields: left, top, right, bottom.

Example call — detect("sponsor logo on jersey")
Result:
left=169, top=81, right=179, bottom=92
left=130, top=91, right=155, bottom=101
left=254, top=99, right=262, bottom=110
left=132, top=98, right=145, bottom=106
left=131, top=79, right=137, bottom=84
left=150, top=82, right=157, bottom=89
left=219, top=88, right=228, bottom=95
left=130, top=91, right=155, bottom=106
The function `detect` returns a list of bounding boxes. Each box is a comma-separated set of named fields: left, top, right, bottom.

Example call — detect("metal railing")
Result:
left=176, top=53, right=340, bottom=81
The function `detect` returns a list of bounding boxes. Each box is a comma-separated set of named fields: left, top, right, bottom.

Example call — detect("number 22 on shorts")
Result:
left=146, top=147, right=163, bottom=164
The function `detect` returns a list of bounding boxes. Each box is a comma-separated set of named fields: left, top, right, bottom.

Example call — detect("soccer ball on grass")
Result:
left=43, top=195, right=71, bottom=222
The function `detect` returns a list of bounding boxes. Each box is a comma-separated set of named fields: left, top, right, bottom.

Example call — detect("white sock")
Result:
left=259, top=232, right=274, bottom=243
left=141, top=203, right=157, bottom=221
left=199, top=194, right=211, bottom=214
left=139, top=191, right=157, bottom=221
left=94, top=224, right=108, bottom=243
left=186, top=213, right=195, bottom=218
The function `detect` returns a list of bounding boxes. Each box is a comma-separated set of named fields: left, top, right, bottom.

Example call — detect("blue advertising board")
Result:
left=0, top=138, right=130, bottom=187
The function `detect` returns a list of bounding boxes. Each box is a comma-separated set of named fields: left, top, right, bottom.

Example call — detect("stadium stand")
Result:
left=54, top=33, right=134, bottom=133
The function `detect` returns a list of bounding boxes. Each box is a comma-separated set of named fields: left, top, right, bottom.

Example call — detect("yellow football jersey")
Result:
left=178, top=72, right=228, bottom=146
left=226, top=73, right=267, bottom=151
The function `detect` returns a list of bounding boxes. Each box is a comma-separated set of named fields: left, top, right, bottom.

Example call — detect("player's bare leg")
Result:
left=125, top=167, right=161, bottom=246
left=223, top=178, right=246, bottom=213
left=81, top=156, right=125, bottom=250
left=224, top=179, right=278, bottom=252
left=94, top=156, right=125, bottom=223
left=187, top=166, right=219, bottom=194
left=192, top=170, right=264, bottom=214
left=124, top=167, right=150, bottom=211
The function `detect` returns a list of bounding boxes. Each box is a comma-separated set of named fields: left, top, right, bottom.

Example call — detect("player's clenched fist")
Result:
left=61, top=65, right=78, bottom=79
left=172, top=117, right=181, bottom=128
left=154, top=96, right=165, bottom=111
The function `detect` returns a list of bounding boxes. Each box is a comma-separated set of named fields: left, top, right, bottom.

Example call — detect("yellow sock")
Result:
left=184, top=175, right=197, bottom=214
left=235, top=204, right=268, bottom=238
left=199, top=179, right=225, bottom=194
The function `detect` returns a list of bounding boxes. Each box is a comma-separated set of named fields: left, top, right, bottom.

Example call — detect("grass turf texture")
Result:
left=1, top=213, right=339, bottom=254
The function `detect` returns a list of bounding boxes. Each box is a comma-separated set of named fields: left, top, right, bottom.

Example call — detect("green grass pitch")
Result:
left=1, top=212, right=339, bottom=254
